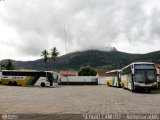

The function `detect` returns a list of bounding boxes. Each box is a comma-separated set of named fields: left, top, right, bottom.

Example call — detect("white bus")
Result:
left=106, top=69, right=121, bottom=87
left=121, top=62, right=157, bottom=92
left=156, top=65, right=160, bottom=89
left=1, top=70, right=59, bottom=87
left=0, top=71, right=2, bottom=84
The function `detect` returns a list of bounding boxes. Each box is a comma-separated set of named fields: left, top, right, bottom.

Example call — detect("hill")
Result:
left=1, top=50, right=160, bottom=71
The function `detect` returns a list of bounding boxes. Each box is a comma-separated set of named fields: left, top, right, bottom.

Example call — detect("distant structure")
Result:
left=96, top=69, right=108, bottom=85
left=59, top=70, right=77, bottom=77
left=96, top=69, right=108, bottom=77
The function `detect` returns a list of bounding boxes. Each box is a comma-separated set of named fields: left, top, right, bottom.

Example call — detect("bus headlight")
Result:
left=152, top=82, right=157, bottom=86
left=134, top=82, right=140, bottom=86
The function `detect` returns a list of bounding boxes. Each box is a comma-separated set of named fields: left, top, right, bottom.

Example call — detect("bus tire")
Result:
left=131, top=84, right=135, bottom=92
left=13, top=81, right=18, bottom=86
left=8, top=81, right=12, bottom=86
left=118, top=83, right=121, bottom=88
left=131, top=89, right=135, bottom=92
left=146, top=89, right=151, bottom=93
left=41, top=82, right=45, bottom=87
left=107, top=82, right=109, bottom=86
left=122, top=83, right=125, bottom=89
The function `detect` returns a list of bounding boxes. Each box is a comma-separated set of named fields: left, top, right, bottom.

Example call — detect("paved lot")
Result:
left=0, top=85, right=160, bottom=119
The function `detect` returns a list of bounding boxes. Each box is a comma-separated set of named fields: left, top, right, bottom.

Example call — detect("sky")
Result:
left=0, top=0, right=160, bottom=61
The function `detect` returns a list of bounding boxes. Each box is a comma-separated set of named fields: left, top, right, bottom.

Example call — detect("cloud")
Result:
left=0, top=0, right=160, bottom=60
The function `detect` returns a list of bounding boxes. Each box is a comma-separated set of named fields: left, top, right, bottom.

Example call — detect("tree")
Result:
left=50, top=47, right=59, bottom=61
left=78, top=66, right=97, bottom=76
left=50, top=47, right=60, bottom=71
left=2, top=59, right=15, bottom=70
left=41, top=49, right=49, bottom=63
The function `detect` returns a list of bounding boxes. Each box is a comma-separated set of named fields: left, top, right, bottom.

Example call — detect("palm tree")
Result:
left=41, top=49, right=49, bottom=69
left=50, top=47, right=60, bottom=71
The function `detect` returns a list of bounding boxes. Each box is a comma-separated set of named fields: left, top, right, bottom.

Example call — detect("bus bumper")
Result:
left=134, top=83, right=158, bottom=90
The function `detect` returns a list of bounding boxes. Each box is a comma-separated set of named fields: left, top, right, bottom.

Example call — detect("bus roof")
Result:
left=106, top=69, right=121, bottom=74
left=132, top=62, right=154, bottom=65
left=121, top=62, right=155, bottom=70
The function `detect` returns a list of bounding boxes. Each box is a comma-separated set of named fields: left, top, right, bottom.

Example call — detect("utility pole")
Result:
left=64, top=21, right=68, bottom=85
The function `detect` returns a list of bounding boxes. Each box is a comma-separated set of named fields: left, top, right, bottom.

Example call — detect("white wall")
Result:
left=60, top=76, right=108, bottom=85
left=98, top=77, right=107, bottom=85
left=60, top=76, right=98, bottom=82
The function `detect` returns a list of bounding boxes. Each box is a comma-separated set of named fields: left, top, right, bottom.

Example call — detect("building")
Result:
left=96, top=69, right=108, bottom=77
left=96, top=69, right=108, bottom=85
left=59, top=71, right=77, bottom=77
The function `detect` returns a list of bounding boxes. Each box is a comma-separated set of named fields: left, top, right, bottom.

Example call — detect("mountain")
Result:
left=1, top=50, right=160, bottom=71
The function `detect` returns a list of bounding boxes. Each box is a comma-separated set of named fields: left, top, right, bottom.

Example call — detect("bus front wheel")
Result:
left=144, top=89, right=151, bottom=93
left=122, top=83, right=125, bottom=89
left=131, top=84, right=135, bottom=92
left=41, top=82, right=46, bottom=87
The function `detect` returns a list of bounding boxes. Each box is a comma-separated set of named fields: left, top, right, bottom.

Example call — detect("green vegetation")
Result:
left=1, top=50, right=160, bottom=71
left=78, top=66, right=97, bottom=76
left=41, top=49, right=49, bottom=63
left=50, top=47, right=60, bottom=72
left=40, top=47, right=60, bottom=71
left=0, top=59, right=15, bottom=70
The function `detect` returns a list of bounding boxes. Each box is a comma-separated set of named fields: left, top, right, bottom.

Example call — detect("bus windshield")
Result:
left=134, top=70, right=156, bottom=83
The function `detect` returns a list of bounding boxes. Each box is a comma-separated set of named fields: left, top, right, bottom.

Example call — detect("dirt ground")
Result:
left=0, top=85, right=160, bottom=120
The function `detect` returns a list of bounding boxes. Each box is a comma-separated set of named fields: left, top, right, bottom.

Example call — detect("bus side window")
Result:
left=129, top=74, right=132, bottom=82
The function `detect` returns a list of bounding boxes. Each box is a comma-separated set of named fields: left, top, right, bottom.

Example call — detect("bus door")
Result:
left=47, top=73, right=53, bottom=86
left=117, top=72, right=121, bottom=87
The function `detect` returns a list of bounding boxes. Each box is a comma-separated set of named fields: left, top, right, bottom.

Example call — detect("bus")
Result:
left=0, top=71, right=2, bottom=84
left=155, top=64, right=160, bottom=89
left=121, top=62, right=157, bottom=92
left=1, top=70, right=59, bottom=87
left=106, top=69, right=121, bottom=87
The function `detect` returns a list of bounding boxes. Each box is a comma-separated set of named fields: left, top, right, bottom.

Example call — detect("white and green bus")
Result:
left=121, top=62, right=157, bottom=92
left=1, top=70, right=59, bottom=87
left=106, top=69, right=121, bottom=87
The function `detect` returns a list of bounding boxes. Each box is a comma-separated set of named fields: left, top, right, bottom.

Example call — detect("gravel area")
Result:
left=0, top=85, right=160, bottom=120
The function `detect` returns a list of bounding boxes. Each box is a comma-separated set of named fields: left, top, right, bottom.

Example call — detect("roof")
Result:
left=122, top=62, right=155, bottom=70
left=106, top=69, right=121, bottom=74
left=96, top=70, right=108, bottom=77
left=59, top=71, right=77, bottom=77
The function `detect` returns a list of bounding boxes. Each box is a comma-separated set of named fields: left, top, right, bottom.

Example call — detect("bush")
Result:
left=78, top=66, right=97, bottom=76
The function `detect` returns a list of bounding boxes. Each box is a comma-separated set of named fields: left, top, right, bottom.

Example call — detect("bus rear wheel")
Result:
left=41, top=82, right=46, bottom=87
left=8, top=81, right=12, bottom=86
left=13, top=81, right=18, bottom=86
